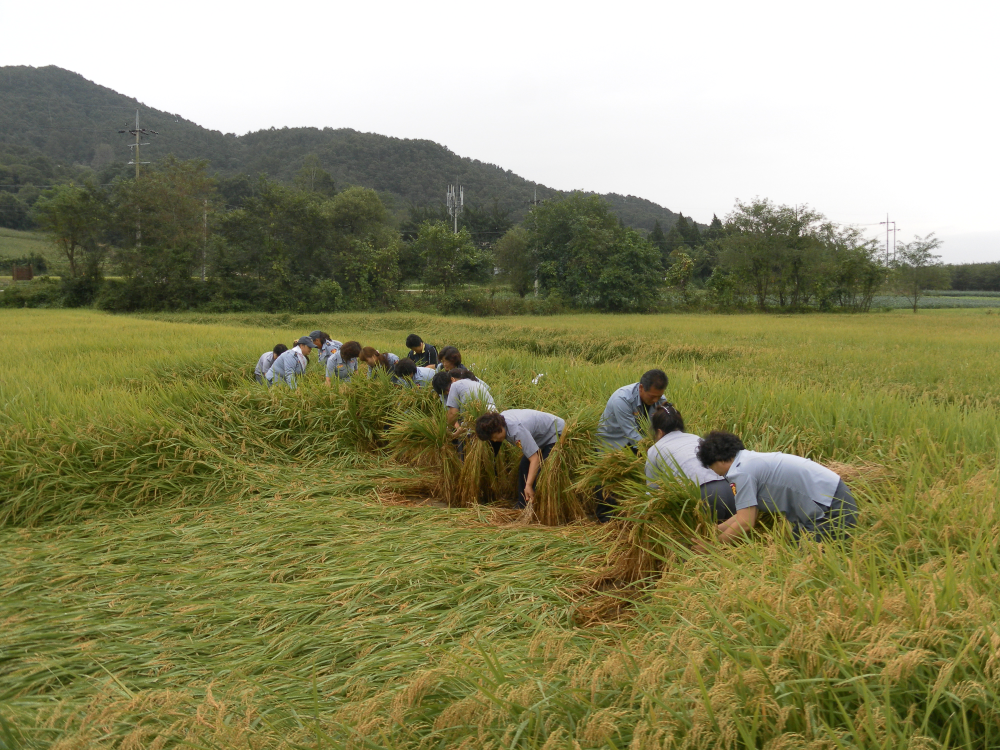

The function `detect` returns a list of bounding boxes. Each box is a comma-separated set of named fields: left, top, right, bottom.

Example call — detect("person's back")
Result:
left=446, top=377, right=496, bottom=413
left=270, top=347, right=307, bottom=388
left=727, top=449, right=840, bottom=528
left=413, top=365, right=435, bottom=386
left=646, top=431, right=722, bottom=487
left=254, top=351, right=275, bottom=381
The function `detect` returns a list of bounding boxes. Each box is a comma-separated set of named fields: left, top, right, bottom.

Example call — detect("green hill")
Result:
left=0, top=65, right=691, bottom=229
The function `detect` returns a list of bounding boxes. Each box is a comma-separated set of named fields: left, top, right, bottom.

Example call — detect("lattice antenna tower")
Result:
left=446, top=183, right=464, bottom=234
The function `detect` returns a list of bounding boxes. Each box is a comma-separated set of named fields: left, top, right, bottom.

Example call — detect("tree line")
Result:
left=7, top=156, right=950, bottom=314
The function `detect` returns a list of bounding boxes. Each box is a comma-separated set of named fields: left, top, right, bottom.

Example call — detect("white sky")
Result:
left=4, top=0, right=998, bottom=262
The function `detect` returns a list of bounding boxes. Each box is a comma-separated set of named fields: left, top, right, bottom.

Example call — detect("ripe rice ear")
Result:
left=586, top=466, right=708, bottom=592
left=454, top=400, right=509, bottom=508
left=530, top=413, right=598, bottom=526
left=385, top=409, right=462, bottom=506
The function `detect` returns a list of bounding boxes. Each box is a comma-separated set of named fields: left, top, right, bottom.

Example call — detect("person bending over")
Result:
left=475, top=410, right=565, bottom=508
left=359, top=347, right=399, bottom=376
left=431, top=368, right=496, bottom=433
left=645, top=404, right=734, bottom=518
left=594, top=368, right=668, bottom=521
left=436, top=346, right=463, bottom=372
left=309, top=331, right=341, bottom=367
left=325, top=340, right=361, bottom=385
left=268, top=337, right=313, bottom=389
left=597, top=369, right=669, bottom=452
left=255, top=343, right=287, bottom=384
left=406, top=334, right=439, bottom=368
left=696, top=430, right=858, bottom=544
left=394, top=357, right=435, bottom=387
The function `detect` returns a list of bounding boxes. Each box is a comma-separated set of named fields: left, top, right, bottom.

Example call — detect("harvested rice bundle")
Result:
left=589, top=471, right=706, bottom=590
left=385, top=408, right=462, bottom=506
left=528, top=411, right=599, bottom=526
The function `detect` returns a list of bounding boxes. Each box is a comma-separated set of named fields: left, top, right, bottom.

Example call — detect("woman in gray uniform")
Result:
left=696, top=430, right=858, bottom=544
left=474, top=410, right=564, bottom=508
left=645, top=404, right=734, bottom=519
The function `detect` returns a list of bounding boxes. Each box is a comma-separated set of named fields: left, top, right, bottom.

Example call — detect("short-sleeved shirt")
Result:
left=596, top=383, right=667, bottom=451
left=268, top=348, right=307, bottom=388
left=646, top=431, right=724, bottom=487
left=408, top=344, right=438, bottom=368
left=502, top=409, right=565, bottom=458
left=254, top=351, right=276, bottom=378
left=326, top=350, right=357, bottom=381
left=725, top=449, right=841, bottom=530
left=318, top=340, right=342, bottom=366
left=413, top=366, right=435, bottom=386
left=445, top=378, right=496, bottom=414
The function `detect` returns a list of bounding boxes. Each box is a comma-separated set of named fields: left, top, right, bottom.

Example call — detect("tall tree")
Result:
left=32, top=182, right=107, bottom=277
left=525, top=192, right=663, bottom=312
left=415, top=221, right=487, bottom=294
left=494, top=225, right=535, bottom=297
left=893, top=234, right=947, bottom=313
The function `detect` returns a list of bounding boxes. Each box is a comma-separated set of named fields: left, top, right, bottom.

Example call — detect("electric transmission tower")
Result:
left=118, top=109, right=158, bottom=179
left=446, top=184, right=464, bottom=234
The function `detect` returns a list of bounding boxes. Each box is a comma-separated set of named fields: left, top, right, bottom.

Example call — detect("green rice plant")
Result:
left=528, top=409, right=600, bottom=526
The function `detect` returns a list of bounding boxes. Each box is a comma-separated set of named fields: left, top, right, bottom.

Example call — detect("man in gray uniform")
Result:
left=696, top=430, right=858, bottom=544
left=594, top=368, right=668, bottom=521
left=597, top=369, right=669, bottom=451
left=474, top=409, right=565, bottom=508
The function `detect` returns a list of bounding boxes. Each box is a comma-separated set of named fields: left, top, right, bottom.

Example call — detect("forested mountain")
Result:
left=0, top=65, right=689, bottom=229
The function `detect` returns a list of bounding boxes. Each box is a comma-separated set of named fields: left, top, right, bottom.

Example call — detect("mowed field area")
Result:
left=2, top=309, right=1000, bottom=749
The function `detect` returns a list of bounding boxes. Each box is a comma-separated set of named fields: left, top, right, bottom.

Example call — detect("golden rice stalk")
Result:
left=529, top=413, right=598, bottom=526
left=385, top=409, right=462, bottom=506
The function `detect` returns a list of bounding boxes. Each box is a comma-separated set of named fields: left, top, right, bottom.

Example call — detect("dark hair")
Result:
left=474, top=412, right=506, bottom=441
left=405, top=334, right=422, bottom=349
left=431, top=370, right=453, bottom=395
left=651, top=403, right=684, bottom=435
left=359, top=346, right=380, bottom=361
left=394, top=358, right=417, bottom=378
left=697, top=430, right=745, bottom=468
left=450, top=366, right=478, bottom=382
left=272, top=343, right=288, bottom=358
left=317, top=332, right=331, bottom=345
left=373, top=354, right=395, bottom=372
left=340, top=341, right=362, bottom=361
left=640, top=369, right=668, bottom=391
left=439, top=346, right=462, bottom=367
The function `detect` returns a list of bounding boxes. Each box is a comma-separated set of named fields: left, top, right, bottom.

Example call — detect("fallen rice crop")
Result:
left=2, top=307, right=1000, bottom=748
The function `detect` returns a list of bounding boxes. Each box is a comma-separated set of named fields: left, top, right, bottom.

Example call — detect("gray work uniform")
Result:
left=646, top=432, right=724, bottom=487
left=366, top=352, right=400, bottom=378
left=646, top=431, right=734, bottom=519
left=326, top=350, right=357, bottom=381
left=268, top=349, right=307, bottom=389
left=503, top=409, right=565, bottom=458
left=597, top=383, right=667, bottom=451
left=254, top=351, right=276, bottom=383
left=726, top=449, right=857, bottom=540
left=445, top=379, right=496, bottom=414
left=413, top=366, right=435, bottom=386
left=318, top=340, right=342, bottom=367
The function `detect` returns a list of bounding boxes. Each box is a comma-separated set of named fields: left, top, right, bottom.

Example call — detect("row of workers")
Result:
left=253, top=333, right=858, bottom=545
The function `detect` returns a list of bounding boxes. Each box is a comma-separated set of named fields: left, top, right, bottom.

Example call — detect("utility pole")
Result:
left=202, top=199, right=208, bottom=282
left=879, top=214, right=898, bottom=263
left=118, top=110, right=158, bottom=248
left=118, top=109, right=158, bottom=180
left=446, top=183, right=464, bottom=234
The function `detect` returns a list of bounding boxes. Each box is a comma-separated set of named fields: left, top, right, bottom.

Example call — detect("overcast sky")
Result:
left=4, top=0, right=998, bottom=262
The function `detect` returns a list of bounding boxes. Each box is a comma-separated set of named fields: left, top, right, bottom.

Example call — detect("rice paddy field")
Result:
left=2, top=308, right=1000, bottom=749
